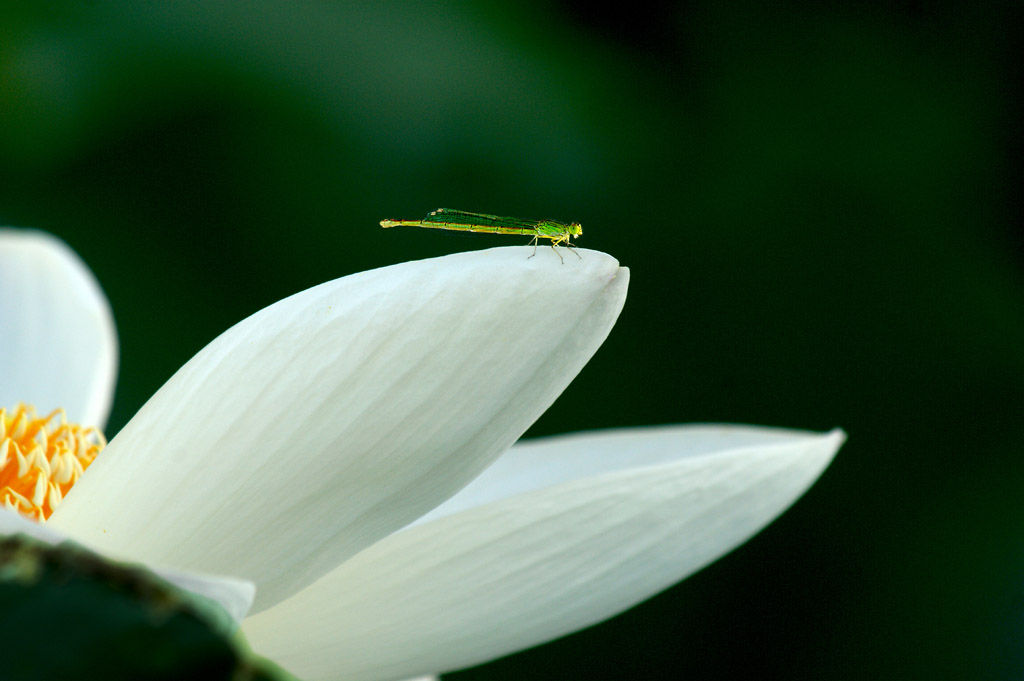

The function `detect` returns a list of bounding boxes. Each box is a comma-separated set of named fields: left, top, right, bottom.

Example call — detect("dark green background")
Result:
left=2, top=2, right=1020, bottom=679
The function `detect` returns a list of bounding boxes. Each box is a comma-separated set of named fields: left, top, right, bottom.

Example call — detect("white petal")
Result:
left=51, top=248, right=628, bottom=612
left=243, top=425, right=843, bottom=681
left=0, top=506, right=68, bottom=545
left=0, top=508, right=254, bottom=624
left=0, top=229, right=117, bottom=428
left=153, top=565, right=256, bottom=626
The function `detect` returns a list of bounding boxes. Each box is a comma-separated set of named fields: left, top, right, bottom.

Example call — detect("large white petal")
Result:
left=0, top=229, right=117, bottom=428
left=0, top=508, right=254, bottom=625
left=243, top=425, right=843, bottom=681
left=51, top=247, right=628, bottom=612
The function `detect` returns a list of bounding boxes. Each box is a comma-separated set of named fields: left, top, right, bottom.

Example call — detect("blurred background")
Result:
left=1, top=1, right=1021, bottom=679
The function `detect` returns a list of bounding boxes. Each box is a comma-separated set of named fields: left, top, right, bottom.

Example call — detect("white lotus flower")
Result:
left=0, top=228, right=843, bottom=681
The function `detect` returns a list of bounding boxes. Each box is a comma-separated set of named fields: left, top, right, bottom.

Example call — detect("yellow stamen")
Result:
left=0, top=404, right=105, bottom=522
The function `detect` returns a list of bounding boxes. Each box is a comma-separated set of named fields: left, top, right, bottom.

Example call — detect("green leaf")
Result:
left=0, top=534, right=282, bottom=681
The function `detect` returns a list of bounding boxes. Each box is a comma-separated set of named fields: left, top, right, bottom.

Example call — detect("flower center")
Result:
left=0, top=404, right=106, bottom=522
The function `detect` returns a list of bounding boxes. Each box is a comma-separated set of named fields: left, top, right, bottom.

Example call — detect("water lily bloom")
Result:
left=0, top=228, right=843, bottom=680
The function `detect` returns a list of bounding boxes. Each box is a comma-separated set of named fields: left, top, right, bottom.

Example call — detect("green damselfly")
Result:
left=380, top=208, right=582, bottom=262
